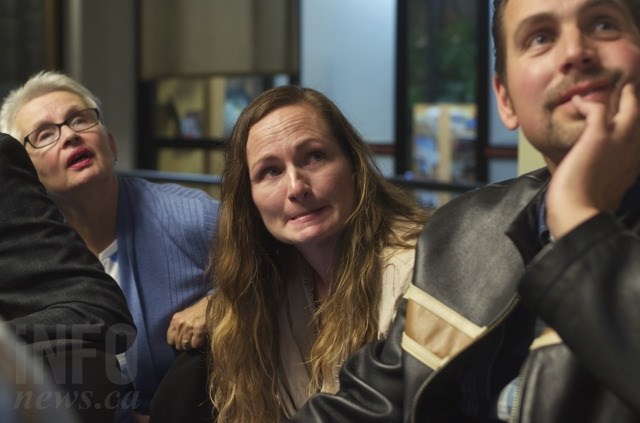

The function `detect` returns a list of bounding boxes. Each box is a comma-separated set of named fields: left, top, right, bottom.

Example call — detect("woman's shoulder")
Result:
left=120, top=176, right=219, bottom=209
left=382, top=244, right=416, bottom=268
left=390, top=220, right=425, bottom=244
left=118, top=176, right=219, bottom=233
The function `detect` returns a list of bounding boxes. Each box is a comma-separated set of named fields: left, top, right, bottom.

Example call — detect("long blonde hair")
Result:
left=206, top=85, right=429, bottom=423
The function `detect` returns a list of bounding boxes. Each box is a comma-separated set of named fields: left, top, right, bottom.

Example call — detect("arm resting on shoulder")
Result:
left=166, top=295, right=209, bottom=350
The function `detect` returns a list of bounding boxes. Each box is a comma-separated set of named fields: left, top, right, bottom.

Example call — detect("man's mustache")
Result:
left=543, top=69, right=624, bottom=111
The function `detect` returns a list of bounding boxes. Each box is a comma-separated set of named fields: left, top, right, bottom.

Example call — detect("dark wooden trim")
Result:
left=369, top=143, right=395, bottom=155
left=484, top=146, right=518, bottom=159
left=476, top=0, right=490, bottom=182
left=152, top=138, right=226, bottom=150
left=45, top=0, right=63, bottom=70
left=394, top=0, right=409, bottom=175
left=118, top=169, right=482, bottom=194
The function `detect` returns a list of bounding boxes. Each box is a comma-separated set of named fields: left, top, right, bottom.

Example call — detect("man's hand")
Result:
left=166, top=296, right=209, bottom=350
left=546, top=83, right=640, bottom=239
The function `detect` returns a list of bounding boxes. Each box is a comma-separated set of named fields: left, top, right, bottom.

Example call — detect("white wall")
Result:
left=300, top=0, right=395, bottom=146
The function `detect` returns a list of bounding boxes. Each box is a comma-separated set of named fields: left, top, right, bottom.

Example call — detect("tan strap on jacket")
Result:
left=402, top=284, right=487, bottom=369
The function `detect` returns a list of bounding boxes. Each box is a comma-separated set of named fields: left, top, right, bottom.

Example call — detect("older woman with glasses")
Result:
left=0, top=71, right=220, bottom=423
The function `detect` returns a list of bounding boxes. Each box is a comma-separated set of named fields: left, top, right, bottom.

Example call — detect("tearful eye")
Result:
left=309, top=151, right=325, bottom=162
left=261, top=167, right=280, bottom=179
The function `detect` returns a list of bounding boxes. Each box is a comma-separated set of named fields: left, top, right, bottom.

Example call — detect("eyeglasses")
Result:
left=23, top=108, right=101, bottom=149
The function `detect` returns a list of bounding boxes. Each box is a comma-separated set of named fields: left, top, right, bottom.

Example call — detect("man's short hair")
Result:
left=491, top=0, right=640, bottom=82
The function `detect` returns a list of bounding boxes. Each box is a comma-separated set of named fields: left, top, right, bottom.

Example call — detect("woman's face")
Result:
left=246, top=103, right=356, bottom=257
left=14, top=90, right=117, bottom=199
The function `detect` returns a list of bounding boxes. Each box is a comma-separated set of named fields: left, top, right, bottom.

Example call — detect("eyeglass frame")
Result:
left=23, top=108, right=102, bottom=149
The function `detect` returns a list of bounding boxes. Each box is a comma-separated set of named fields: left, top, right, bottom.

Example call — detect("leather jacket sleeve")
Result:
left=0, top=134, right=136, bottom=354
left=519, top=212, right=640, bottom=414
left=287, top=300, right=407, bottom=422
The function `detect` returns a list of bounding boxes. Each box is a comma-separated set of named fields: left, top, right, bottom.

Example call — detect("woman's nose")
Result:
left=59, top=124, right=81, bottom=147
left=287, top=169, right=310, bottom=202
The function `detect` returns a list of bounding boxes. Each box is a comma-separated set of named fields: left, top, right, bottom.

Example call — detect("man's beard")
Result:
left=544, top=111, right=587, bottom=152
left=541, top=68, right=624, bottom=155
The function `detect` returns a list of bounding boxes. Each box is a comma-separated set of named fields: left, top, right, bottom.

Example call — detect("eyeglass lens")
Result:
left=26, top=108, right=100, bottom=148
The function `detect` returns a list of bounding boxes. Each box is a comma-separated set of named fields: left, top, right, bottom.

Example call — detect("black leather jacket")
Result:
left=290, top=168, right=640, bottom=422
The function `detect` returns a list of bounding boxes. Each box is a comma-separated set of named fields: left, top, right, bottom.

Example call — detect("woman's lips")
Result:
left=66, top=148, right=93, bottom=168
left=289, top=206, right=329, bottom=223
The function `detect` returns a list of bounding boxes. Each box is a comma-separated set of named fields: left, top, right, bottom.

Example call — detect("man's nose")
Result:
left=559, top=27, right=599, bottom=74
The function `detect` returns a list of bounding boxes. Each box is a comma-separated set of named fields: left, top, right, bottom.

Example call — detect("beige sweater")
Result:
left=276, top=245, right=417, bottom=417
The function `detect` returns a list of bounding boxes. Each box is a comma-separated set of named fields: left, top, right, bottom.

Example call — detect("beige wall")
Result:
left=517, top=131, right=546, bottom=175
left=65, top=0, right=136, bottom=170
left=140, top=0, right=298, bottom=79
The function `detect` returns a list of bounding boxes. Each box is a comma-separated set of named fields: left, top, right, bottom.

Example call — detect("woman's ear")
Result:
left=493, top=74, right=519, bottom=130
left=107, top=131, right=119, bottom=159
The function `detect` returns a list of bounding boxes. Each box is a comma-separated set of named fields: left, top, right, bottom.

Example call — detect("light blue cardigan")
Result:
left=116, top=176, right=219, bottom=412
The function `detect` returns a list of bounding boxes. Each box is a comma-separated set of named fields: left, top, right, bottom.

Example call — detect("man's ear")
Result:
left=493, top=73, right=519, bottom=130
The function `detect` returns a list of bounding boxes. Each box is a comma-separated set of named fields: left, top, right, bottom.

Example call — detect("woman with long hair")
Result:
left=207, top=85, right=430, bottom=423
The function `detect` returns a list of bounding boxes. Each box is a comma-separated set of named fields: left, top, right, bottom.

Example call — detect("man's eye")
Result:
left=593, top=18, right=619, bottom=33
left=528, top=32, right=553, bottom=47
